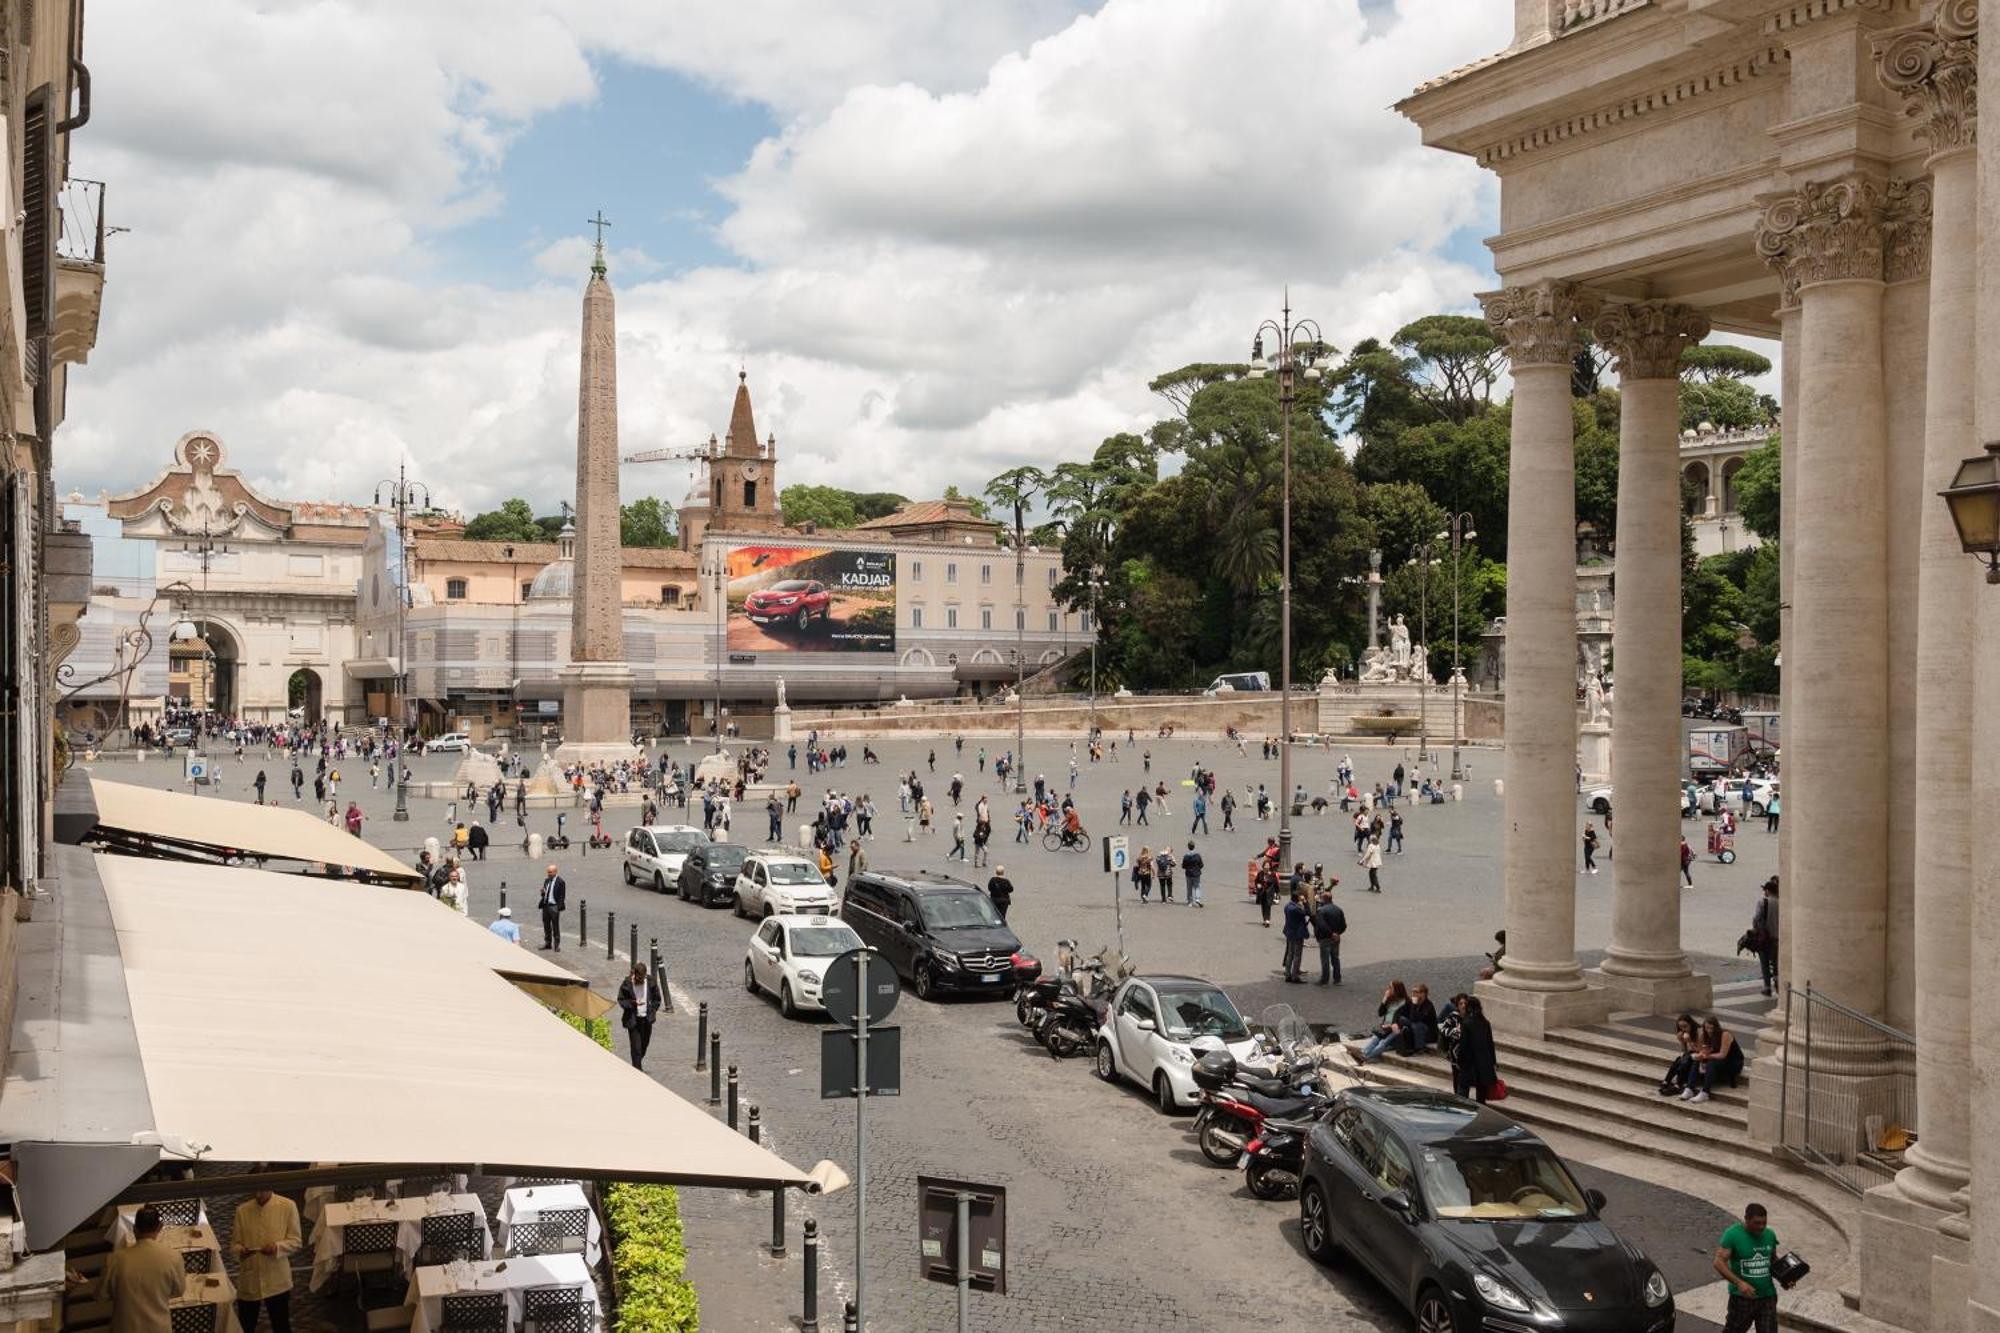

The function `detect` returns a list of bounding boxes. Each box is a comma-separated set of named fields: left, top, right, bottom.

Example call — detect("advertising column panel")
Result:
left=725, top=545, right=896, bottom=653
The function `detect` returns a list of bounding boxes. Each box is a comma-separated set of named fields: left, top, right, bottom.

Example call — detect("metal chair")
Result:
left=417, top=1210, right=481, bottom=1266
left=179, top=1248, right=211, bottom=1275
left=521, top=1284, right=590, bottom=1333
left=153, top=1199, right=202, bottom=1227
left=438, top=1291, right=507, bottom=1333
left=339, top=1219, right=401, bottom=1305
left=394, top=1175, right=456, bottom=1199
left=505, top=1219, right=551, bottom=1257
left=540, top=1208, right=590, bottom=1256
left=168, top=1304, right=219, bottom=1333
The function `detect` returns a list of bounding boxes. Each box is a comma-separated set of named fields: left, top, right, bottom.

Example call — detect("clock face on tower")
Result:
left=741, top=462, right=762, bottom=482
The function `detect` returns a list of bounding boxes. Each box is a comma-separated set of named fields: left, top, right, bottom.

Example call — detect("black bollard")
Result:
left=771, top=1181, right=787, bottom=1258
left=606, top=911, right=616, bottom=960
left=709, top=1034, right=722, bottom=1104
left=695, top=1003, right=708, bottom=1070
left=844, top=1300, right=858, bottom=1333
left=578, top=900, right=586, bottom=950
left=800, top=1219, right=819, bottom=1330
left=629, top=920, right=638, bottom=964
left=747, top=1104, right=761, bottom=1144
left=498, top=881, right=507, bottom=911
left=727, top=1065, right=740, bottom=1130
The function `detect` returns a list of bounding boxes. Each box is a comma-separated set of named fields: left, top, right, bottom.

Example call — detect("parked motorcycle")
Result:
left=1242, top=1112, right=1325, bottom=1201
left=1192, top=1006, right=1327, bottom=1165
left=1018, top=941, right=1131, bottom=1060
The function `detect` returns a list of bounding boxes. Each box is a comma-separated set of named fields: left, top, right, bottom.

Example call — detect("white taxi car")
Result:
left=734, top=850, right=838, bottom=918
left=744, top=915, right=864, bottom=1018
left=622, top=825, right=706, bottom=893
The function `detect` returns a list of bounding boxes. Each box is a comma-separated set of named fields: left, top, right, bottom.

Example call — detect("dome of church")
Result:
left=526, top=558, right=574, bottom=601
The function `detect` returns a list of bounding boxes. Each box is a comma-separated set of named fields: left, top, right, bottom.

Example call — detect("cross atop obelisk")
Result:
left=586, top=209, right=611, bottom=275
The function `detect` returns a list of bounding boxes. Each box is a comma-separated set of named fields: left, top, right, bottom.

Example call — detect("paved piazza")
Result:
left=95, top=730, right=1770, bottom=1330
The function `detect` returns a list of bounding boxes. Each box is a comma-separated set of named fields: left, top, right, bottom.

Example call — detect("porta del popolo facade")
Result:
left=1402, top=1, right=1997, bottom=1328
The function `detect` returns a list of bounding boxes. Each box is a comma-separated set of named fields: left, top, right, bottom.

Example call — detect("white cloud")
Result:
left=60, top=0, right=1512, bottom=519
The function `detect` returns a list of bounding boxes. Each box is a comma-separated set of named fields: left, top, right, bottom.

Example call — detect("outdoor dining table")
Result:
left=307, top=1192, right=491, bottom=1291
left=496, top=1184, right=602, bottom=1265
left=170, top=1270, right=243, bottom=1333
left=405, top=1254, right=598, bottom=1333
left=109, top=1201, right=212, bottom=1247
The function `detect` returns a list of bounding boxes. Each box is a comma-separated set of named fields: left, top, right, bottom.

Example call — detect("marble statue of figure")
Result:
left=1359, top=645, right=1394, bottom=683
left=1585, top=672, right=1608, bottom=723
left=1388, top=615, right=1411, bottom=669
left=774, top=676, right=788, bottom=709
left=1411, top=642, right=1427, bottom=683
left=1590, top=588, right=1603, bottom=615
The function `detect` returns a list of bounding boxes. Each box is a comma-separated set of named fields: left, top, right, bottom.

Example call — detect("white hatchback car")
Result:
left=734, top=851, right=838, bottom=918
left=623, top=825, right=707, bottom=893
left=1096, top=975, right=1262, bottom=1114
left=744, top=914, right=864, bottom=1018
left=427, top=732, right=472, bottom=753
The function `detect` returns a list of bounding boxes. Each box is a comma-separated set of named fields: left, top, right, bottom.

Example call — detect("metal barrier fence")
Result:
left=1777, top=984, right=1917, bottom=1195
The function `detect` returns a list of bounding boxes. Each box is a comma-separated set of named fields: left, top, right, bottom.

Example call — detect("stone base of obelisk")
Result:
left=554, top=661, right=640, bottom=765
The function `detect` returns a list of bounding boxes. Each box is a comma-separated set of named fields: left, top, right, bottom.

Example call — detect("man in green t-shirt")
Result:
left=1713, top=1202, right=1779, bottom=1333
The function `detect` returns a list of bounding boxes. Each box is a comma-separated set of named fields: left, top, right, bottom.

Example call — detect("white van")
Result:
left=1206, top=672, right=1272, bottom=694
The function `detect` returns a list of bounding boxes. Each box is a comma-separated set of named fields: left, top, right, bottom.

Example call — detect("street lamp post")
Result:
left=1246, top=296, right=1326, bottom=869
left=57, top=580, right=199, bottom=750
left=375, top=465, right=430, bottom=822
left=1086, top=569, right=1105, bottom=743
left=1441, top=512, right=1477, bottom=782
left=1011, top=503, right=1027, bottom=794
left=1408, top=545, right=1438, bottom=764
left=713, top=555, right=728, bottom=751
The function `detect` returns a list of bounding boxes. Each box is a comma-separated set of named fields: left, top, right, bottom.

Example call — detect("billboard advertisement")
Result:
left=725, top=545, right=896, bottom=653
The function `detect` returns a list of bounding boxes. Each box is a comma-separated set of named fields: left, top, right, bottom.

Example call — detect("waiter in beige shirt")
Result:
left=231, top=1188, right=301, bottom=1332
left=65, top=1207, right=184, bottom=1333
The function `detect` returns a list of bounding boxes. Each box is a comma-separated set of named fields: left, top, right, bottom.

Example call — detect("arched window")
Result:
left=1682, top=462, right=1711, bottom=517
left=743, top=480, right=757, bottom=508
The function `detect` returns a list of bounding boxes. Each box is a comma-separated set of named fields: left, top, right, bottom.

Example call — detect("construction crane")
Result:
left=621, top=436, right=722, bottom=468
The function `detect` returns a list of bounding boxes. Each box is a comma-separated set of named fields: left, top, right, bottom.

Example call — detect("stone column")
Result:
left=1474, top=280, right=1609, bottom=1038
left=1753, top=175, right=1892, bottom=1015
left=1863, top=14, right=1978, bottom=1326
left=1586, top=303, right=1713, bottom=1014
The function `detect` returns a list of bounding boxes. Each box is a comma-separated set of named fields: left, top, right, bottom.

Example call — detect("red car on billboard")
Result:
left=743, top=579, right=833, bottom=630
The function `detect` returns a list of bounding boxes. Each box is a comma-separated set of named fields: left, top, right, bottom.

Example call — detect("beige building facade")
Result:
left=1402, top=1, right=1994, bottom=1327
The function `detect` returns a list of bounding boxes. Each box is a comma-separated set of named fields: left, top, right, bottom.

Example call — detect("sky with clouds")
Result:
left=60, top=0, right=1518, bottom=519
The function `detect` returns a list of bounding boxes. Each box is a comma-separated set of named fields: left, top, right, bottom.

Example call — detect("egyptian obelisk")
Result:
left=556, top=215, right=636, bottom=761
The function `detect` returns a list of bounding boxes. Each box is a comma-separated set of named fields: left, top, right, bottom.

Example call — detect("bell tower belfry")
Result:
left=707, top=371, right=783, bottom=534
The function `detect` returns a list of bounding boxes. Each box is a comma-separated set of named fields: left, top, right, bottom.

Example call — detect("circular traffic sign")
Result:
left=821, top=947, right=900, bottom=1027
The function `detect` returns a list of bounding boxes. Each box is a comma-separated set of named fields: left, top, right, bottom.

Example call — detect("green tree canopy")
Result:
left=461, top=498, right=543, bottom=543
left=1680, top=377, right=1770, bottom=432
left=1732, top=436, right=1781, bottom=539
left=619, top=496, right=676, bottom=548
left=1391, top=314, right=1504, bottom=423
left=779, top=484, right=862, bottom=531
left=1680, top=344, right=1774, bottom=383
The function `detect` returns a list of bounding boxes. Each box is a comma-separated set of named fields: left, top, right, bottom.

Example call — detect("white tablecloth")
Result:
left=406, top=1254, right=597, bottom=1333
left=308, top=1193, right=490, bottom=1291
left=171, top=1271, right=243, bottom=1333
left=109, top=1202, right=212, bottom=1248
left=496, top=1185, right=602, bottom=1266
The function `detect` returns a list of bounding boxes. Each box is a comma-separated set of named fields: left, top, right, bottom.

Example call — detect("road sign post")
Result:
left=919, top=1174, right=1007, bottom=1333
left=820, top=947, right=902, bottom=1332
left=1103, top=835, right=1130, bottom=954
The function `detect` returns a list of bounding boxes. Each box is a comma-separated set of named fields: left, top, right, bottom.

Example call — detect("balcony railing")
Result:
left=57, top=177, right=105, bottom=264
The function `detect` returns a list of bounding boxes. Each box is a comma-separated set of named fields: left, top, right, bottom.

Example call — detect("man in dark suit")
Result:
left=617, top=962, right=662, bottom=1068
left=538, top=863, right=566, bottom=950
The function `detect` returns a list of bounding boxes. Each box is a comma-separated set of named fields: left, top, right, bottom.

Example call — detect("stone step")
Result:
left=1477, top=1043, right=1750, bottom=1125
left=1547, top=1022, right=1763, bottom=1083
left=1348, top=1058, right=1857, bottom=1241
left=1503, top=1029, right=1751, bottom=1107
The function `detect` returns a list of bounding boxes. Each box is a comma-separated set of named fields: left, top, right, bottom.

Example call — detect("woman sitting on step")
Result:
left=1683, top=1016, right=1744, bottom=1105
left=1657, top=1013, right=1702, bottom=1097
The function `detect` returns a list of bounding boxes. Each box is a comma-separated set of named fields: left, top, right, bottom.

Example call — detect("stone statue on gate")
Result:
left=1389, top=615, right=1412, bottom=672
left=1585, top=672, right=1609, bottom=723
left=1411, top=642, right=1428, bottom=684
left=774, top=676, right=788, bottom=709
left=1359, top=645, right=1394, bottom=683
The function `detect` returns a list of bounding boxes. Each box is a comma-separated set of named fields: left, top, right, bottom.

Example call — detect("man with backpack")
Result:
left=1313, top=885, right=1346, bottom=985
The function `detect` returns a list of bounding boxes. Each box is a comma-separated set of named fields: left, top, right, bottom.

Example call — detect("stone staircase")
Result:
left=1344, top=978, right=1872, bottom=1329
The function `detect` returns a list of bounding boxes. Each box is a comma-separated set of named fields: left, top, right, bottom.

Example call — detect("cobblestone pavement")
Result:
left=91, top=732, right=1769, bottom=1331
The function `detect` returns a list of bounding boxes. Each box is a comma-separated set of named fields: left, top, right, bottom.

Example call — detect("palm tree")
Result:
left=1213, top=502, right=1278, bottom=596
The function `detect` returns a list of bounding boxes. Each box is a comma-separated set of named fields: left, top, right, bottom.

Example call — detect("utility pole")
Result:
left=1013, top=502, right=1026, bottom=794
left=375, top=465, right=430, bottom=822
left=1086, top=569, right=1105, bottom=744
left=1444, top=512, right=1477, bottom=783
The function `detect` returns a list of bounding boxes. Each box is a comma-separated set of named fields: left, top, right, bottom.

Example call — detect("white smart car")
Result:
left=1095, top=974, right=1262, bottom=1114
left=623, top=825, right=707, bottom=893
left=734, top=850, right=838, bottom=918
left=744, top=914, right=864, bottom=1018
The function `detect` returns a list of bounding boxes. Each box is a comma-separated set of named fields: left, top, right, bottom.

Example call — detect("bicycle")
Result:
left=1042, top=824, right=1090, bottom=853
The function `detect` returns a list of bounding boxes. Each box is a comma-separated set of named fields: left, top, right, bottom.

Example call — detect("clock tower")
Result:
left=707, top=370, right=783, bottom=535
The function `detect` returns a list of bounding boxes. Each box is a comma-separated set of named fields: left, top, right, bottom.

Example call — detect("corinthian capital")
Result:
left=1589, top=302, right=1711, bottom=381
left=1755, top=174, right=1888, bottom=299
left=1874, top=1, right=1978, bottom=154
left=1883, top=176, right=1934, bottom=283
left=1479, top=280, right=1599, bottom=368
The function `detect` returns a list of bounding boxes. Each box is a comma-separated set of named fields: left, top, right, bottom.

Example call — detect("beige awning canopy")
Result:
left=103, top=858, right=803, bottom=1185
left=13, top=858, right=804, bottom=1248
left=82, top=776, right=423, bottom=886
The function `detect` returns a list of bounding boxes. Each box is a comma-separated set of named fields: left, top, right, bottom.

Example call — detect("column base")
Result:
left=1582, top=965, right=1712, bottom=1016
left=557, top=661, right=634, bottom=759
left=1933, top=1253, right=1972, bottom=1333
left=1578, top=721, right=1612, bottom=784
left=1473, top=976, right=1612, bottom=1039
left=1857, top=1181, right=1971, bottom=1331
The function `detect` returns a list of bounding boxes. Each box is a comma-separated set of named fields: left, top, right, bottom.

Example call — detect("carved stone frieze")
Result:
left=1755, top=175, right=1889, bottom=298
left=1883, top=176, right=1935, bottom=283
left=1874, top=0, right=1977, bottom=154
left=1589, top=302, right=1711, bottom=381
left=1479, top=281, right=1600, bottom=367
